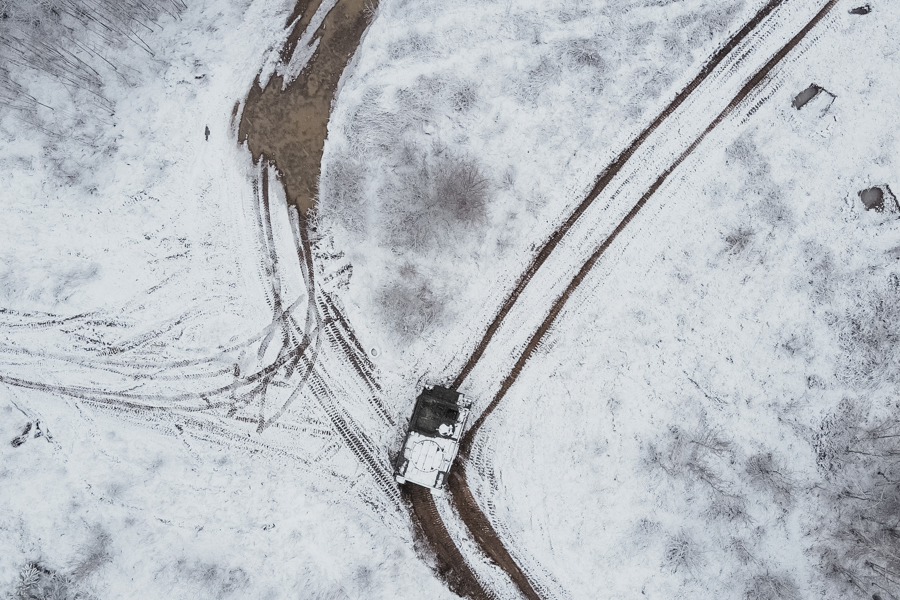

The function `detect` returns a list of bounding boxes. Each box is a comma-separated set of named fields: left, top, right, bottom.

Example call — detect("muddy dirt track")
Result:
left=240, top=0, right=372, bottom=212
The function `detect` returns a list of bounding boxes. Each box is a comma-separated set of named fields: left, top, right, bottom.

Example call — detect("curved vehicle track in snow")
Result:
left=437, top=0, right=843, bottom=598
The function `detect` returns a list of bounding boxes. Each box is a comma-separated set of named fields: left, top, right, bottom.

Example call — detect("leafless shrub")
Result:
left=647, top=425, right=733, bottom=493
left=170, top=559, right=250, bottom=599
left=343, top=88, right=403, bottom=154
left=432, top=155, right=489, bottom=225
left=387, top=32, right=431, bottom=61
left=318, top=152, right=369, bottom=236
left=725, top=136, right=771, bottom=180
left=70, top=527, right=111, bottom=580
left=12, top=562, right=97, bottom=600
left=813, top=397, right=869, bottom=474
left=517, top=55, right=561, bottom=103
left=725, top=227, right=755, bottom=255
left=663, top=531, right=704, bottom=574
left=660, top=31, right=689, bottom=61
left=374, top=263, right=446, bottom=342
left=728, top=538, right=755, bottom=565
left=745, top=453, right=793, bottom=506
left=745, top=572, right=800, bottom=600
left=560, top=38, right=606, bottom=71
left=836, top=278, right=900, bottom=388
left=450, top=81, right=478, bottom=112
left=705, top=494, right=751, bottom=524
left=680, top=4, right=743, bottom=49
left=380, top=150, right=490, bottom=253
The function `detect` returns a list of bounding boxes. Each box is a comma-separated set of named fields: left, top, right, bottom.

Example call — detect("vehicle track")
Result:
left=446, top=467, right=541, bottom=600
left=441, top=1, right=842, bottom=598
left=459, top=0, right=839, bottom=454
left=450, top=0, right=789, bottom=391
left=404, top=484, right=490, bottom=600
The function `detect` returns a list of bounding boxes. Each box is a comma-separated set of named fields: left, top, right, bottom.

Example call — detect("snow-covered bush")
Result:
left=744, top=453, right=794, bottom=509
left=836, top=276, right=900, bottom=389
left=813, top=399, right=900, bottom=598
left=374, top=263, right=448, bottom=343
left=10, top=563, right=96, bottom=600
left=744, top=573, right=800, bottom=600
left=663, top=531, right=704, bottom=575
left=381, top=151, right=490, bottom=251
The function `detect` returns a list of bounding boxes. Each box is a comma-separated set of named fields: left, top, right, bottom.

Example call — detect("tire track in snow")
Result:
left=450, top=0, right=789, bottom=390
left=460, top=0, right=840, bottom=452
left=442, top=1, right=842, bottom=598
left=405, top=485, right=490, bottom=600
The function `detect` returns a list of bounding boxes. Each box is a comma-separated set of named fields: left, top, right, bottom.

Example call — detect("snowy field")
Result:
left=2, top=0, right=900, bottom=598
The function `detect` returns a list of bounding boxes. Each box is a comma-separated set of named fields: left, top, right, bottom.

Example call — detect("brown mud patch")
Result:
left=239, top=0, right=372, bottom=212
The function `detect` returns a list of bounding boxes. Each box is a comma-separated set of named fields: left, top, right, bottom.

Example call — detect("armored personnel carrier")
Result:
left=394, top=385, right=470, bottom=492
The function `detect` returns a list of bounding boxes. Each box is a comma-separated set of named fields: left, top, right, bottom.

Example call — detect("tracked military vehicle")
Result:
left=394, top=386, right=470, bottom=493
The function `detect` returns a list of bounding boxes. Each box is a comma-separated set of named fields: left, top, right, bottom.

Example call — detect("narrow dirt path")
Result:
left=446, top=468, right=542, bottom=600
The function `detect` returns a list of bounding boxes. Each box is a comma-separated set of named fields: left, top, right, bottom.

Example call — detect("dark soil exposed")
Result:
left=404, top=484, right=489, bottom=600
left=860, top=186, right=885, bottom=211
left=859, top=185, right=899, bottom=213
left=792, top=83, right=823, bottom=109
left=239, top=0, right=372, bottom=212
left=447, top=466, right=542, bottom=600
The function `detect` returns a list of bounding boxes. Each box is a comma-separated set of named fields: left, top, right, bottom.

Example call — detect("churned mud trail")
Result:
left=240, top=0, right=372, bottom=211
left=445, top=1, right=842, bottom=598
left=447, top=469, right=542, bottom=600
left=405, top=485, right=490, bottom=600
left=241, top=2, right=498, bottom=596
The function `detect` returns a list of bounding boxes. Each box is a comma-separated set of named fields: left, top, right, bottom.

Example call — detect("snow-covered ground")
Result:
left=3, top=0, right=899, bottom=597
left=319, top=0, right=774, bottom=396
left=462, top=5, right=900, bottom=600
left=320, top=0, right=900, bottom=597
left=0, top=0, right=448, bottom=598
